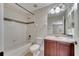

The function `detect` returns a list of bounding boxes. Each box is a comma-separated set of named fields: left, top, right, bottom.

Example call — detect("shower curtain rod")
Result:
left=4, top=18, right=34, bottom=24
left=15, top=3, right=34, bottom=15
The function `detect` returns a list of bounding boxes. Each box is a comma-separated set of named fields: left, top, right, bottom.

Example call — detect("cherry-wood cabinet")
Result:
left=44, top=40, right=74, bottom=56
left=45, top=40, right=57, bottom=56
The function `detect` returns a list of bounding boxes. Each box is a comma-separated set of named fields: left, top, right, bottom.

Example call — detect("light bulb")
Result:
left=49, top=8, right=55, bottom=14
left=60, top=4, right=65, bottom=11
left=50, top=8, right=55, bottom=14
left=55, top=7, right=60, bottom=13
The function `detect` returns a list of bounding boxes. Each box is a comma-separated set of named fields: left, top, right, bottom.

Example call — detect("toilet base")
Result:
left=32, top=50, right=40, bottom=56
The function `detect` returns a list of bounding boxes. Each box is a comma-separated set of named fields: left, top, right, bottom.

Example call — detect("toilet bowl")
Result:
left=29, top=44, right=40, bottom=56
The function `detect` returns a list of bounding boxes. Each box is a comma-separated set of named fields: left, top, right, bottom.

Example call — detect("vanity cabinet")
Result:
left=44, top=39, right=74, bottom=56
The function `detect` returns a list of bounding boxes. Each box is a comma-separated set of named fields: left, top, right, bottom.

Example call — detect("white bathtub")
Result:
left=4, top=42, right=32, bottom=56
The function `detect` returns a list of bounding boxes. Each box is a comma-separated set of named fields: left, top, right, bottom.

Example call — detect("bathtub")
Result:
left=4, top=42, right=32, bottom=56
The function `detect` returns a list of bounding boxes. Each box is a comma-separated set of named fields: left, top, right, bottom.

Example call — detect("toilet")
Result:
left=29, top=37, right=43, bottom=56
left=30, top=44, right=40, bottom=56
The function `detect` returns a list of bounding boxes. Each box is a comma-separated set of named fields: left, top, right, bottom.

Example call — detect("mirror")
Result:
left=47, top=5, right=65, bottom=37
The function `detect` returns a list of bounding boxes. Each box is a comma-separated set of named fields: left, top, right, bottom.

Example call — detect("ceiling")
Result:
left=18, top=3, right=52, bottom=12
left=5, top=3, right=52, bottom=15
left=5, top=3, right=74, bottom=16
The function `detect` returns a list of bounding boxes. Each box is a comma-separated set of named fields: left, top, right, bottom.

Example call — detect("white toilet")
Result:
left=30, top=44, right=40, bottom=56
left=29, top=38, right=43, bottom=56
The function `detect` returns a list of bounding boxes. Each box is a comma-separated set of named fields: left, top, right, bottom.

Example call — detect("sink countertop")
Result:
left=45, top=36, right=75, bottom=43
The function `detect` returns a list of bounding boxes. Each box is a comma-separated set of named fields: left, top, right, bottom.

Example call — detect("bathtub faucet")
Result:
left=28, top=35, right=31, bottom=40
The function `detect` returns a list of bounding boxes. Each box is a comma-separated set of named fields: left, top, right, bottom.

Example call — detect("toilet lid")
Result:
left=30, top=44, right=40, bottom=51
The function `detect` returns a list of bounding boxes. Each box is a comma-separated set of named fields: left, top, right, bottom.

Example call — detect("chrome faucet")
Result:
left=28, top=35, right=31, bottom=40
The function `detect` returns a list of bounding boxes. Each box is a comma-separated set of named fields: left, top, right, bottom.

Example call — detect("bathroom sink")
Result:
left=45, top=36, right=75, bottom=43
left=57, top=37, right=75, bottom=43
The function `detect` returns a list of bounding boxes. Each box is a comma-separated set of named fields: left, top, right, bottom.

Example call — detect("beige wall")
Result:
left=65, top=4, right=74, bottom=35
left=0, top=4, right=3, bottom=52
left=27, top=4, right=55, bottom=41
left=74, top=3, right=79, bottom=56
left=26, top=8, right=48, bottom=44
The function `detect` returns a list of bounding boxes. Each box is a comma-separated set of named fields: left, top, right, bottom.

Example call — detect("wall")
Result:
left=0, top=4, right=3, bottom=52
left=76, top=3, right=79, bottom=56
left=4, top=4, right=33, bottom=52
left=34, top=8, right=48, bottom=39
left=27, top=4, right=57, bottom=41
left=27, top=7, right=48, bottom=40
left=74, top=3, right=79, bottom=56
left=4, top=4, right=29, bottom=22
left=48, top=15, right=64, bottom=36
left=65, top=4, right=74, bottom=35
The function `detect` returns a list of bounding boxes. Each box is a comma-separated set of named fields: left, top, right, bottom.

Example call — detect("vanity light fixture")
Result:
left=49, top=7, right=60, bottom=14
left=60, top=4, right=65, bottom=11
left=49, top=4, right=65, bottom=14
left=55, top=7, right=61, bottom=13
left=49, top=8, right=55, bottom=14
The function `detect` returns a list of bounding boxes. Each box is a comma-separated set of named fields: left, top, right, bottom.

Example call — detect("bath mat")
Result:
left=24, top=51, right=33, bottom=56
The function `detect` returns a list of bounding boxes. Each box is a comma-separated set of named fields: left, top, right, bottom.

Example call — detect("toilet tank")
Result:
left=34, top=37, right=43, bottom=45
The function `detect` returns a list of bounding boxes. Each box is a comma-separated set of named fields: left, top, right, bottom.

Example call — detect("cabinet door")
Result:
left=50, top=40, right=57, bottom=56
left=44, top=40, right=51, bottom=56
left=44, top=40, right=56, bottom=56
left=44, top=40, right=74, bottom=56
left=70, top=43, right=74, bottom=56
left=57, top=42, right=71, bottom=56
